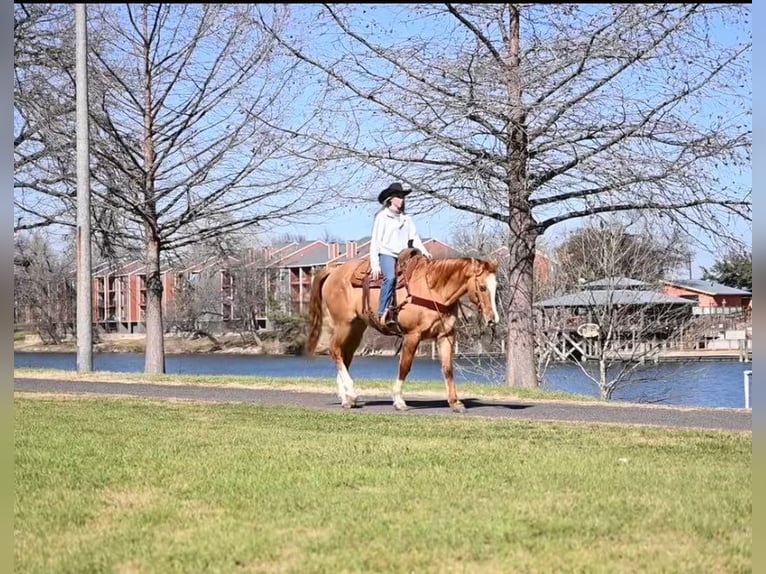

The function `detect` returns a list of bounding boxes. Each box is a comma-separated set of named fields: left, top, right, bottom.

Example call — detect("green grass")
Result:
left=14, top=366, right=595, bottom=402
left=15, top=395, right=751, bottom=573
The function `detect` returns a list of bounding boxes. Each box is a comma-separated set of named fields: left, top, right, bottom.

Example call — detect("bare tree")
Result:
left=553, top=217, right=691, bottom=290
left=79, top=4, right=330, bottom=372
left=261, top=4, right=751, bottom=387
left=165, top=262, right=228, bottom=347
left=14, top=232, right=76, bottom=344
left=230, top=255, right=274, bottom=340
left=537, top=218, right=696, bottom=399
left=14, top=4, right=77, bottom=232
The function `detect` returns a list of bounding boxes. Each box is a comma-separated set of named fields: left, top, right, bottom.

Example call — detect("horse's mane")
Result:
left=415, top=257, right=498, bottom=290
left=417, top=257, right=476, bottom=290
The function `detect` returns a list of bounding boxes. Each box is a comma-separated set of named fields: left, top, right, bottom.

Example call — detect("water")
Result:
left=14, top=351, right=751, bottom=409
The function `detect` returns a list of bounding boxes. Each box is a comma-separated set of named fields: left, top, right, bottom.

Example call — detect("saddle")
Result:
left=349, top=248, right=422, bottom=332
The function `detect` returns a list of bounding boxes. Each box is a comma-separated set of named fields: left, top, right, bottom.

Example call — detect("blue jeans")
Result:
left=377, top=254, right=397, bottom=317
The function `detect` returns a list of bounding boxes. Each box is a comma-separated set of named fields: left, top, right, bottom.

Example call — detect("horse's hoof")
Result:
left=393, top=402, right=409, bottom=411
left=451, top=402, right=466, bottom=414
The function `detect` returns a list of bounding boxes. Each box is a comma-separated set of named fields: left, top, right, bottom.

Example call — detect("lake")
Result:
left=14, top=351, right=751, bottom=409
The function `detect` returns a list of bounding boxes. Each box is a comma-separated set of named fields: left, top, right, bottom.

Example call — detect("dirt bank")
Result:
left=14, top=333, right=270, bottom=355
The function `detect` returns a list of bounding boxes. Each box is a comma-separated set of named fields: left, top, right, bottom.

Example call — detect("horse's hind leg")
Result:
left=330, top=319, right=366, bottom=409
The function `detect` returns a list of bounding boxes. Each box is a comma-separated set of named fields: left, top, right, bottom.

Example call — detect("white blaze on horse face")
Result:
left=486, top=273, right=500, bottom=323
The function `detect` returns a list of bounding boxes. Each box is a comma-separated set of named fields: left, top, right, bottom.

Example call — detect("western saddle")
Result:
left=349, top=247, right=422, bottom=333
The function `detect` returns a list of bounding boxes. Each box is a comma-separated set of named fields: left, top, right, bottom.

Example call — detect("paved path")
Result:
left=14, top=377, right=751, bottom=432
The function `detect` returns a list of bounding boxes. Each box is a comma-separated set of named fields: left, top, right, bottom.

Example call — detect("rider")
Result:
left=369, top=182, right=432, bottom=327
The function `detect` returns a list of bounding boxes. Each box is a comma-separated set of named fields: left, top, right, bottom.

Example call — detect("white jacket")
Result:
left=369, top=208, right=431, bottom=273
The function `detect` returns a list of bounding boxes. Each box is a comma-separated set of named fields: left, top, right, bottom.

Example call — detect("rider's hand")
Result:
left=371, top=269, right=381, bottom=280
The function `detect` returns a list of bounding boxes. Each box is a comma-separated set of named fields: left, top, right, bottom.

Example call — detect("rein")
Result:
left=470, top=266, right=491, bottom=320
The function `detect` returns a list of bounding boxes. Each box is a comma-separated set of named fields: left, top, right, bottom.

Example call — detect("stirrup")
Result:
left=377, top=309, right=399, bottom=332
left=385, top=307, right=401, bottom=333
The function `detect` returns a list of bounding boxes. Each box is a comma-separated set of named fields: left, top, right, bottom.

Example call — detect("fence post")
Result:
left=744, top=370, right=752, bottom=409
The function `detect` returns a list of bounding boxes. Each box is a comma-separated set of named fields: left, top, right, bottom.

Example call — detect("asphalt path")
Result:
left=15, top=377, right=752, bottom=432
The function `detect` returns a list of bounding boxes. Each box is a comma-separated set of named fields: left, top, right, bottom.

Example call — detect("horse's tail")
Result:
left=305, top=266, right=333, bottom=356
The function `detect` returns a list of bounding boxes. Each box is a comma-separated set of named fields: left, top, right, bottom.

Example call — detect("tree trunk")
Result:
left=502, top=6, right=537, bottom=388
left=599, top=358, right=609, bottom=400
left=141, top=5, right=164, bottom=374
left=504, top=210, right=538, bottom=388
left=144, top=235, right=165, bottom=373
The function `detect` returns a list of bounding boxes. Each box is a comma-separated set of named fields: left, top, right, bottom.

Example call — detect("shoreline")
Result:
left=12, top=336, right=400, bottom=357
left=14, top=342, right=751, bottom=363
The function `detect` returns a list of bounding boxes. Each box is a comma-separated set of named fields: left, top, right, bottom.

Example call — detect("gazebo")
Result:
left=534, top=277, right=695, bottom=362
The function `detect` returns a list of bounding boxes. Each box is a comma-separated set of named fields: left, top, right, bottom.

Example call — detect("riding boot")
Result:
left=385, top=306, right=399, bottom=328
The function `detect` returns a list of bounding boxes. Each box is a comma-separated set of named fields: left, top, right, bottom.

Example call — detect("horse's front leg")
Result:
left=392, top=334, right=420, bottom=411
left=438, top=333, right=464, bottom=413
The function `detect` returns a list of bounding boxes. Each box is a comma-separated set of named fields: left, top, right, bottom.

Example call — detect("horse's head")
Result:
left=467, top=259, right=500, bottom=328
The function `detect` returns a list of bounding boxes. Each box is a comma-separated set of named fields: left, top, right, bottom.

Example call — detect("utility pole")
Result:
left=75, top=4, right=93, bottom=372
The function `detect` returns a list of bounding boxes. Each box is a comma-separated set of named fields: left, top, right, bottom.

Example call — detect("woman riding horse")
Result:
left=305, top=252, right=499, bottom=412
left=369, top=182, right=432, bottom=328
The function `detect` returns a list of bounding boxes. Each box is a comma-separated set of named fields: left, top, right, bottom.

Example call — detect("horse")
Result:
left=305, top=250, right=500, bottom=413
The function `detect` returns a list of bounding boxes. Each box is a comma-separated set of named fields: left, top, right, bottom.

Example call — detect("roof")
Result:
left=182, top=256, right=241, bottom=274
left=269, top=240, right=331, bottom=268
left=581, top=277, right=653, bottom=290
left=661, top=279, right=752, bottom=296
left=327, top=237, right=372, bottom=264
left=534, top=289, right=696, bottom=308
left=424, top=238, right=462, bottom=258
left=93, top=258, right=183, bottom=276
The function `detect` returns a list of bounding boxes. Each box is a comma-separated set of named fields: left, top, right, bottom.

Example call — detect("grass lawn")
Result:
left=14, top=393, right=751, bottom=574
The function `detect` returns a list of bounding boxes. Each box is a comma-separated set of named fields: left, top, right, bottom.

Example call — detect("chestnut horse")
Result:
left=305, top=252, right=499, bottom=412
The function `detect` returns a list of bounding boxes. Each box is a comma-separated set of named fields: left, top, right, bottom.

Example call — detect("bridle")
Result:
left=470, top=261, right=491, bottom=321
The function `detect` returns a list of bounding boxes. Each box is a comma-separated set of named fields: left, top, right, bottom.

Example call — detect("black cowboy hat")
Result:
left=377, top=182, right=412, bottom=204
